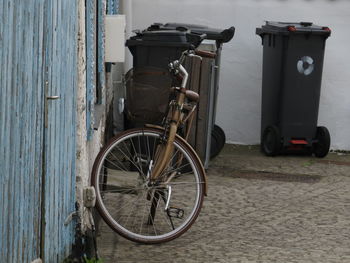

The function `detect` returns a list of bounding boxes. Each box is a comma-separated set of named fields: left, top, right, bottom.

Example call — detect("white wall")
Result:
left=131, top=0, right=350, bottom=150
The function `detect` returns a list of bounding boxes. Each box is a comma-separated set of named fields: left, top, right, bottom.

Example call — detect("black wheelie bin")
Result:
left=125, top=24, right=234, bottom=167
left=256, top=21, right=331, bottom=157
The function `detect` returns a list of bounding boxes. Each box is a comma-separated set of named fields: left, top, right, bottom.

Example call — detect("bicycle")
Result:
left=91, top=47, right=216, bottom=244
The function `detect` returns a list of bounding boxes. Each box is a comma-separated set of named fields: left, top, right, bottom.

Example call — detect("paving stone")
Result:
left=96, top=145, right=350, bottom=262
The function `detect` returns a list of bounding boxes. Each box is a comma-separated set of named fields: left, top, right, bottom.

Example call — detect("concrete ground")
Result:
left=96, top=145, right=350, bottom=263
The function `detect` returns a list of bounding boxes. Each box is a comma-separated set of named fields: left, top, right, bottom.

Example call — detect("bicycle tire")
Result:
left=91, top=127, right=205, bottom=244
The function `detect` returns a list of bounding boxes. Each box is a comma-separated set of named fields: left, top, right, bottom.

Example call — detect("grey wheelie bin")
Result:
left=125, top=23, right=234, bottom=167
left=256, top=21, right=331, bottom=157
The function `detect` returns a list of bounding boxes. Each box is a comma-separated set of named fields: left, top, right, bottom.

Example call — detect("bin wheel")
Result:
left=210, top=124, right=226, bottom=159
left=262, top=125, right=281, bottom=156
left=313, top=126, right=330, bottom=158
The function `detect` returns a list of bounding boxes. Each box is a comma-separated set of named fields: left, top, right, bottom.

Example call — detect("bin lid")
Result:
left=256, top=21, right=331, bottom=37
left=150, top=23, right=209, bottom=30
left=147, top=23, right=235, bottom=43
left=126, top=30, right=204, bottom=48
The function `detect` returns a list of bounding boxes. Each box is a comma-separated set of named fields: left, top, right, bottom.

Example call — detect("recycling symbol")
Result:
left=297, top=56, right=314, bottom=76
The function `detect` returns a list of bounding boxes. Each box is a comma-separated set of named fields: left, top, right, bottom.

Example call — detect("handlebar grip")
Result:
left=194, top=50, right=216, bottom=59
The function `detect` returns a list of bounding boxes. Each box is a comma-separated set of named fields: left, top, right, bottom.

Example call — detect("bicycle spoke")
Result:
left=157, top=148, right=181, bottom=181
left=121, top=140, right=143, bottom=173
left=103, top=156, right=129, bottom=172
left=145, top=132, right=151, bottom=162
left=100, top=186, right=144, bottom=194
left=160, top=162, right=192, bottom=180
left=160, top=206, right=175, bottom=230
left=124, top=189, right=146, bottom=230
left=100, top=166, right=137, bottom=184
left=92, top=129, right=205, bottom=243
left=149, top=199, right=158, bottom=236
left=113, top=191, right=144, bottom=215
left=113, top=144, right=145, bottom=176
left=168, top=181, right=203, bottom=186
left=158, top=192, right=175, bottom=230
left=129, top=137, right=145, bottom=173
left=140, top=197, right=146, bottom=235
left=152, top=134, right=157, bottom=161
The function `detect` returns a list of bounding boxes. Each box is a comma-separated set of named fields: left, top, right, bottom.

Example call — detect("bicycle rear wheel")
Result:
left=91, top=128, right=205, bottom=244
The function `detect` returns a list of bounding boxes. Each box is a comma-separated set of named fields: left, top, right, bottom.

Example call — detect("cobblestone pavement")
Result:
left=96, top=145, right=350, bottom=263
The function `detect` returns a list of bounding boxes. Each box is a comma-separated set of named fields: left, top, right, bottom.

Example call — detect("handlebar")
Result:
left=168, top=49, right=217, bottom=89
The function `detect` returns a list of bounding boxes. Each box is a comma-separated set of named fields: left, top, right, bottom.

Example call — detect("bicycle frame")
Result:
left=151, top=63, right=189, bottom=181
left=149, top=48, right=216, bottom=182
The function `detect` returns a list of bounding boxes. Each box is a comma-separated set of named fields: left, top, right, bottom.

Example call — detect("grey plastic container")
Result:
left=256, top=21, right=331, bottom=157
left=256, top=21, right=331, bottom=155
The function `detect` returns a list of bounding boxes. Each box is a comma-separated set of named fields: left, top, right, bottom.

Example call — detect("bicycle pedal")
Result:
left=167, top=206, right=184, bottom=219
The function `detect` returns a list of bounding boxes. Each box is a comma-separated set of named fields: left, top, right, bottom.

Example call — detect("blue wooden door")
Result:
left=0, top=1, right=46, bottom=262
left=41, top=0, right=78, bottom=262
left=0, top=0, right=78, bottom=262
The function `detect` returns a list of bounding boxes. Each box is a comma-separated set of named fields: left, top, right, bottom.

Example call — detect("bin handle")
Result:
left=300, top=22, right=313, bottom=27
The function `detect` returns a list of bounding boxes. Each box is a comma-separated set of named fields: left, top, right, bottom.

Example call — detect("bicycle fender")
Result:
left=145, top=124, right=208, bottom=196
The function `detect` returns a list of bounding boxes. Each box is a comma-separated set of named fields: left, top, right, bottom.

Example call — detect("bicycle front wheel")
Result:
left=91, top=128, right=205, bottom=244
